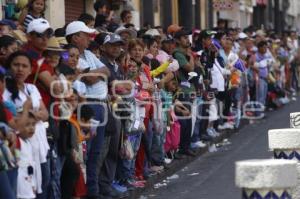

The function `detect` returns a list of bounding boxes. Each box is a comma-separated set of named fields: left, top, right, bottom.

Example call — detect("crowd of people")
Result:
left=0, top=0, right=299, bottom=199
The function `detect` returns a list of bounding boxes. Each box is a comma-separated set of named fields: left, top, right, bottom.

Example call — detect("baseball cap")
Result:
left=256, top=29, right=266, bottom=37
left=65, top=21, right=96, bottom=36
left=174, top=28, right=192, bottom=39
left=27, top=18, right=53, bottom=34
left=167, top=24, right=182, bottom=34
left=115, top=26, right=137, bottom=38
left=145, top=29, right=161, bottom=37
left=238, top=32, right=248, bottom=40
left=199, top=30, right=216, bottom=39
left=103, top=33, right=124, bottom=45
left=162, top=35, right=175, bottom=43
left=0, top=19, right=17, bottom=30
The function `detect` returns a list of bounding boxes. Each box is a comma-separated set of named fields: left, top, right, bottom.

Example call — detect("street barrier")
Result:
left=269, top=128, right=300, bottom=198
left=290, top=112, right=300, bottom=129
left=235, top=159, right=297, bottom=199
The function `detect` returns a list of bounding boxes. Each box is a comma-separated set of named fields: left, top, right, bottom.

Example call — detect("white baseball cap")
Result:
left=27, top=18, right=53, bottom=34
left=238, top=32, right=248, bottom=40
left=145, top=29, right=161, bottom=37
left=65, top=21, right=96, bottom=36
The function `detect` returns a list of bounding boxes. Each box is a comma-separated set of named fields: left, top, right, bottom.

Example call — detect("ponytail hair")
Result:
left=5, top=51, right=32, bottom=102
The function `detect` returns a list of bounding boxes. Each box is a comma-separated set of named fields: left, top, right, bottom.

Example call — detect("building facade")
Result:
left=1, top=0, right=300, bottom=31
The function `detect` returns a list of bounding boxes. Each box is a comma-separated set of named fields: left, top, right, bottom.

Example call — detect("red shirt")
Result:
left=23, top=45, right=55, bottom=108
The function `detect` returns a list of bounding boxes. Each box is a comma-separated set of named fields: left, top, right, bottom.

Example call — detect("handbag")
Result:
left=164, top=110, right=181, bottom=153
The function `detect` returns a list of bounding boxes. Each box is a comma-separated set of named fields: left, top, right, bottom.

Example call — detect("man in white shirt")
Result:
left=65, top=21, right=110, bottom=198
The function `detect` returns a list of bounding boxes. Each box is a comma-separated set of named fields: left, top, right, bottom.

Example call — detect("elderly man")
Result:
left=65, top=21, right=110, bottom=199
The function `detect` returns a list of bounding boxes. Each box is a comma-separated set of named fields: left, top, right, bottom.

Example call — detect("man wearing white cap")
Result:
left=65, top=21, right=110, bottom=199
left=23, top=18, right=57, bottom=199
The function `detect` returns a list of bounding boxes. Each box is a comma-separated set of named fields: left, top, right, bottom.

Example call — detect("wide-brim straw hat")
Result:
left=12, top=30, right=28, bottom=44
left=56, top=37, right=68, bottom=46
left=46, top=37, right=65, bottom=51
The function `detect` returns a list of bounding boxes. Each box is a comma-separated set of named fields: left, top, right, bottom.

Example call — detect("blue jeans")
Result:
left=0, top=171, right=16, bottom=199
left=118, top=133, right=142, bottom=180
left=256, top=78, right=268, bottom=106
left=86, top=104, right=105, bottom=196
left=6, top=168, right=18, bottom=196
left=36, top=158, right=51, bottom=199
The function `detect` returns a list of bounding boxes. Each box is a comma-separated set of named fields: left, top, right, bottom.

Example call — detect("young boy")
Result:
left=17, top=112, right=37, bottom=199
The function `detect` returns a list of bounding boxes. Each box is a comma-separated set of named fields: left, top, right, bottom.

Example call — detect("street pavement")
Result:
left=141, top=98, right=299, bottom=199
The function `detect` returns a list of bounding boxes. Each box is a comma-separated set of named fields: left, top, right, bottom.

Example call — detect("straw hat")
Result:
left=46, top=37, right=65, bottom=51
left=56, top=37, right=68, bottom=46
left=12, top=30, right=28, bottom=44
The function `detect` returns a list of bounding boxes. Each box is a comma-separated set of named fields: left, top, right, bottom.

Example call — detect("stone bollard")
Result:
left=269, top=128, right=300, bottom=199
left=235, top=159, right=297, bottom=199
left=290, top=112, right=300, bottom=128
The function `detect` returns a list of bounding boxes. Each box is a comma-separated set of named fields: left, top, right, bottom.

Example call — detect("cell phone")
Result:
left=82, top=67, right=90, bottom=73
left=27, top=166, right=34, bottom=175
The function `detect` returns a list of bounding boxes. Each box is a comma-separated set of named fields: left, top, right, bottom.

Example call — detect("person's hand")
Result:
left=147, top=84, right=155, bottom=93
left=23, top=98, right=32, bottom=111
left=168, top=57, right=173, bottom=63
left=6, top=132, right=16, bottom=149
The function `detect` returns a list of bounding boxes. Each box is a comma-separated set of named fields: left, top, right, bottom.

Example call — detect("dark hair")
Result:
left=0, top=73, right=7, bottom=122
left=88, top=41, right=99, bottom=51
left=64, top=44, right=79, bottom=51
left=94, top=0, right=110, bottom=11
left=54, top=28, right=66, bottom=37
left=58, top=64, right=75, bottom=76
left=27, top=0, right=46, bottom=16
left=66, top=32, right=81, bottom=44
left=94, top=32, right=108, bottom=46
left=214, top=31, right=226, bottom=41
left=0, top=35, right=17, bottom=50
left=120, top=10, right=131, bottom=22
left=257, top=41, right=268, bottom=48
left=145, top=37, right=157, bottom=49
left=124, top=23, right=135, bottom=29
left=78, top=13, right=95, bottom=25
left=5, top=51, right=32, bottom=102
left=79, top=105, right=94, bottom=121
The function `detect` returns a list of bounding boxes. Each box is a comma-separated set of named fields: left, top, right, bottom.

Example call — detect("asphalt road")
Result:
left=142, top=98, right=299, bottom=199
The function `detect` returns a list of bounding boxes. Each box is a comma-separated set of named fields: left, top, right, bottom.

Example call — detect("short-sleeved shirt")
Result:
left=23, top=45, right=55, bottom=108
left=3, top=83, right=42, bottom=112
left=78, top=50, right=107, bottom=99
left=173, top=48, right=196, bottom=96
left=100, top=56, right=124, bottom=84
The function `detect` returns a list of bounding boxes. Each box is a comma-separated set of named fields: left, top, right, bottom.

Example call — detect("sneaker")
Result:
left=150, top=165, right=164, bottom=173
left=127, top=179, right=145, bottom=188
left=211, top=128, right=220, bottom=137
left=100, top=186, right=129, bottom=198
left=112, top=181, right=128, bottom=193
left=207, top=128, right=217, bottom=138
left=164, top=158, right=172, bottom=164
left=200, top=134, right=213, bottom=141
left=191, top=141, right=207, bottom=149
left=219, top=122, right=234, bottom=130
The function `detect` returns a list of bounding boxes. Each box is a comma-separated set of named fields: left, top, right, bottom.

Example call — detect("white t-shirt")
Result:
left=17, top=138, right=36, bottom=199
left=78, top=50, right=108, bottom=99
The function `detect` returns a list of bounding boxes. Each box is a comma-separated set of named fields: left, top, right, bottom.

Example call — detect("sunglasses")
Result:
left=32, top=30, right=53, bottom=39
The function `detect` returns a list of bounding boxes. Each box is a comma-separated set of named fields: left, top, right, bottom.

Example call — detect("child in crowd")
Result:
left=16, top=112, right=37, bottom=199
left=19, top=0, right=46, bottom=31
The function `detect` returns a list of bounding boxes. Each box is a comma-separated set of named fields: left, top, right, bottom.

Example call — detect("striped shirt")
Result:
left=23, top=14, right=41, bottom=31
